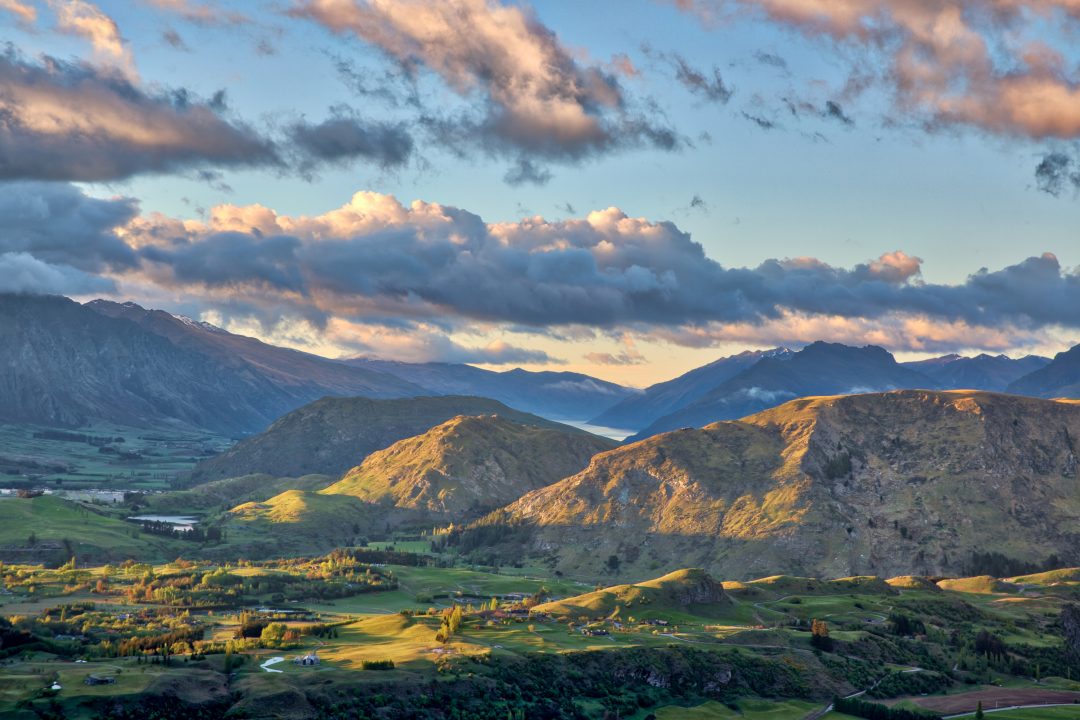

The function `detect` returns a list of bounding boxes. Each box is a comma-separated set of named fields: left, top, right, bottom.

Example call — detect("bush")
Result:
left=361, top=659, right=395, bottom=670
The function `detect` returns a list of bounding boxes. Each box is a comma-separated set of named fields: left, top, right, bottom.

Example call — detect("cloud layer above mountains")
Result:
left=4, top=180, right=1079, bottom=359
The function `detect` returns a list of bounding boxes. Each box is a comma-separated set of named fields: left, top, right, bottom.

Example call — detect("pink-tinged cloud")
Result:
left=668, top=0, right=1080, bottom=139
left=0, top=0, right=36, bottom=24
left=48, top=0, right=137, bottom=77
left=295, top=0, right=680, bottom=164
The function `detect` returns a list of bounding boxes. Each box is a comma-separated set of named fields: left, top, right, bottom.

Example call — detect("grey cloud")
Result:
left=754, top=51, right=787, bottom=70
left=162, top=28, right=190, bottom=51
left=1035, top=151, right=1080, bottom=197
left=504, top=158, right=553, bottom=186
left=671, top=54, right=733, bottom=103
left=141, top=233, right=305, bottom=293
left=0, top=181, right=138, bottom=271
left=0, top=52, right=278, bottom=181
left=288, top=110, right=414, bottom=173
left=0, top=252, right=117, bottom=295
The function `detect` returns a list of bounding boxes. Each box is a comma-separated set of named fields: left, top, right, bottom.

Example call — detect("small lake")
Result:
left=127, top=514, right=199, bottom=531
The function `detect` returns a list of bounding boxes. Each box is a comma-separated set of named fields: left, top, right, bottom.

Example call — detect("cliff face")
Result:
left=475, top=391, right=1080, bottom=580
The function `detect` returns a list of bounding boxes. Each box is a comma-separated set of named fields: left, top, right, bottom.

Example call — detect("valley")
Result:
left=4, top=296, right=1080, bottom=719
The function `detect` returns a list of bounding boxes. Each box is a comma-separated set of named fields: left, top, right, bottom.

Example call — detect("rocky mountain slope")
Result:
left=628, top=342, right=937, bottom=439
left=0, top=294, right=423, bottom=435
left=189, top=395, right=595, bottom=484
left=344, top=359, right=634, bottom=422
left=903, top=353, right=1049, bottom=392
left=458, top=390, right=1080, bottom=580
left=322, top=415, right=616, bottom=520
left=590, top=349, right=789, bottom=432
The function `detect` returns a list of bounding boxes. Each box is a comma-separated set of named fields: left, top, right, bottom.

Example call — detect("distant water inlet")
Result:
left=127, top=514, right=199, bottom=532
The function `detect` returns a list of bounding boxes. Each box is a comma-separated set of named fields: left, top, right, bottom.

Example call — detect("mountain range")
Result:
left=4, top=293, right=1080, bottom=443
left=460, top=390, right=1080, bottom=579
left=0, top=294, right=631, bottom=435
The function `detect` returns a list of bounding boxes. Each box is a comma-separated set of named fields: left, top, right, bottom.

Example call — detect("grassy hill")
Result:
left=534, top=568, right=730, bottom=621
left=190, top=395, right=595, bottom=484
left=322, top=414, right=615, bottom=520
left=451, top=390, right=1080, bottom=580
left=0, top=495, right=184, bottom=564
left=226, top=490, right=417, bottom=554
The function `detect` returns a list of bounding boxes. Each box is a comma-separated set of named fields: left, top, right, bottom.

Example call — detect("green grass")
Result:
left=654, top=698, right=819, bottom=719
left=0, top=422, right=229, bottom=491
left=0, top=495, right=184, bottom=562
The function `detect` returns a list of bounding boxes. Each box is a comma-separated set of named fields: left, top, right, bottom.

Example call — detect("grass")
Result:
left=653, top=698, right=819, bottom=719
left=0, top=422, right=228, bottom=491
left=0, top=495, right=184, bottom=562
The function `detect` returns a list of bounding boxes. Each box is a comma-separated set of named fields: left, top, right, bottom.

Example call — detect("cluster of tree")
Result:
left=436, top=605, right=464, bottom=643
left=966, top=551, right=1065, bottom=577
left=810, top=619, right=834, bottom=651
left=833, top=695, right=941, bottom=719
left=115, top=625, right=204, bottom=657
left=973, top=630, right=1008, bottom=661
left=139, top=521, right=222, bottom=542
left=888, top=613, right=926, bottom=637
left=361, top=659, right=395, bottom=670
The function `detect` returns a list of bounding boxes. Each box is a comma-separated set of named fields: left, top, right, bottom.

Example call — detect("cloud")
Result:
left=667, top=0, right=1080, bottom=139
left=742, top=111, right=778, bottom=130
left=585, top=334, right=647, bottom=365
left=753, top=51, right=787, bottom=70
left=8, top=182, right=1080, bottom=359
left=1035, top=151, right=1080, bottom=197
left=0, top=52, right=278, bottom=181
left=504, top=158, right=553, bottom=186
left=162, top=28, right=191, bottom=51
left=48, top=0, right=137, bottom=77
left=0, top=181, right=139, bottom=271
left=296, top=0, right=682, bottom=164
left=671, top=53, right=733, bottom=104
left=140, top=0, right=250, bottom=25
left=287, top=109, right=414, bottom=173
left=0, top=0, right=36, bottom=24
left=0, top=252, right=117, bottom=295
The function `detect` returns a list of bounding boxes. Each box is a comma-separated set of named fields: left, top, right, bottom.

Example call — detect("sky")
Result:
left=4, top=0, right=1080, bottom=387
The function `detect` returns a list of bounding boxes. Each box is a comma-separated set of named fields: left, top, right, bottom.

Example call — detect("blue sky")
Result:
left=3, top=0, right=1080, bottom=386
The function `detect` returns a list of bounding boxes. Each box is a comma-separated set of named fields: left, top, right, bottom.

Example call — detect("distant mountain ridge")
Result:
left=1008, top=344, right=1080, bottom=398
left=589, top=348, right=790, bottom=431
left=343, top=358, right=634, bottom=422
left=0, top=294, right=422, bottom=435
left=0, top=293, right=636, bottom=435
left=903, top=353, right=1050, bottom=392
left=627, top=342, right=937, bottom=439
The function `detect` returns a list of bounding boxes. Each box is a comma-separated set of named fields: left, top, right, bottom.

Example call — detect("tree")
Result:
left=810, top=618, right=834, bottom=651
left=606, top=555, right=621, bottom=572
left=975, top=701, right=984, bottom=719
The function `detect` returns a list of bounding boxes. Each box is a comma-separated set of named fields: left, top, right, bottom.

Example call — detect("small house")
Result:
left=294, top=651, right=320, bottom=666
